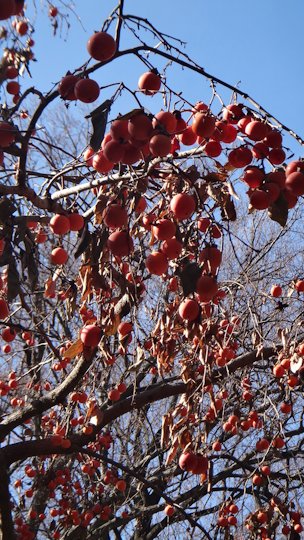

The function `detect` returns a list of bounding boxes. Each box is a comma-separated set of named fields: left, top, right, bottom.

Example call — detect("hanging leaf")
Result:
left=290, top=353, right=303, bottom=374
left=221, top=195, right=237, bottom=221
left=0, top=237, right=12, bottom=266
left=64, top=282, right=78, bottom=319
left=94, top=199, right=107, bottom=225
left=268, top=193, right=288, bottom=227
left=44, top=278, right=56, bottom=298
left=127, top=347, right=145, bottom=372
left=7, top=258, right=20, bottom=301
left=88, top=403, right=104, bottom=426
left=161, top=413, right=172, bottom=448
left=74, top=225, right=91, bottom=259
left=165, top=439, right=179, bottom=466
left=104, top=313, right=120, bottom=336
left=64, top=338, right=84, bottom=359
left=0, top=198, right=16, bottom=223
left=24, top=236, right=38, bottom=291
left=207, top=184, right=224, bottom=206
left=177, top=261, right=201, bottom=296
left=185, top=164, right=200, bottom=184
left=116, top=108, right=144, bottom=121
left=226, top=180, right=240, bottom=200
left=86, top=99, right=113, bottom=152
left=27, top=251, right=39, bottom=291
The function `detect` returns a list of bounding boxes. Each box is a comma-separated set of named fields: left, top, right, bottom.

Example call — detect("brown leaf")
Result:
left=287, top=290, right=294, bottom=300
left=177, top=261, right=201, bottom=296
left=161, top=414, right=171, bottom=449
left=94, top=199, right=107, bottom=225
left=7, top=258, right=20, bottom=301
left=116, top=108, right=144, bottom=121
left=222, top=195, right=237, bottom=221
left=74, top=225, right=91, bottom=259
left=44, top=278, right=56, bottom=298
left=87, top=402, right=104, bottom=426
left=165, top=440, right=179, bottom=466
left=221, top=160, right=236, bottom=172
left=0, top=198, right=16, bottom=223
left=185, top=165, right=200, bottom=183
left=251, top=330, right=260, bottom=348
left=268, top=192, right=288, bottom=227
left=277, top=328, right=288, bottom=349
left=290, top=353, right=303, bottom=374
left=127, top=347, right=145, bottom=372
left=104, top=313, right=120, bottom=336
left=86, top=99, right=113, bottom=152
left=226, top=180, right=240, bottom=200
left=64, top=338, right=84, bottom=359
left=24, top=236, right=38, bottom=291
left=207, top=183, right=223, bottom=205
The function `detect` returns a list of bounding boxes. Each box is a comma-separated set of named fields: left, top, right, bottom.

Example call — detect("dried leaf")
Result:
left=0, top=237, right=12, bottom=266
left=86, top=99, right=113, bottom=152
left=116, top=108, right=144, bottom=121
left=104, top=313, right=120, bottom=336
left=277, top=328, right=288, bottom=349
left=0, top=198, right=16, bottom=223
left=251, top=330, right=260, bottom=348
left=149, top=227, right=156, bottom=246
left=179, top=429, right=192, bottom=448
left=226, top=180, right=240, bottom=200
left=81, top=267, right=91, bottom=298
left=74, top=225, right=91, bottom=259
left=165, top=440, right=179, bottom=466
left=207, top=184, right=223, bottom=205
left=64, top=338, right=84, bottom=359
left=7, top=258, right=20, bottom=301
left=177, top=261, right=201, bottom=296
left=65, top=299, right=77, bottom=319
left=290, top=353, right=303, bottom=374
left=24, top=236, right=38, bottom=291
left=256, top=343, right=265, bottom=357
left=221, top=160, right=236, bottom=172
left=161, top=414, right=172, bottom=448
left=222, top=195, right=237, bottom=221
left=27, top=252, right=39, bottom=291
left=127, top=347, right=145, bottom=372
left=94, top=199, right=107, bottom=225
left=286, top=284, right=295, bottom=297
left=94, top=229, right=108, bottom=263
left=185, top=165, right=200, bottom=183
left=268, top=193, right=288, bottom=227
left=87, top=403, right=104, bottom=426
left=44, top=278, right=56, bottom=298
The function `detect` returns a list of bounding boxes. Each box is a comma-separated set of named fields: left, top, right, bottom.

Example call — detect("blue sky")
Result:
left=18, top=0, right=304, bottom=156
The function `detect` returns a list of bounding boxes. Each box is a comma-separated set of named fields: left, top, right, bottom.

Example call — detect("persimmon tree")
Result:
left=1, top=1, right=304, bottom=539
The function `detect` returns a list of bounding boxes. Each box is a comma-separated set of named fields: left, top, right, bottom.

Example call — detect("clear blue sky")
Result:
left=19, top=0, right=304, bottom=156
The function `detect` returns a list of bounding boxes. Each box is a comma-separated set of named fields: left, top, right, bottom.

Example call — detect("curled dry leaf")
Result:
left=161, top=413, right=172, bottom=448
left=277, top=328, right=288, bottom=350
left=290, top=353, right=303, bottom=374
left=64, top=338, right=84, bottom=359
left=165, top=439, right=179, bottom=466
left=44, top=278, right=56, bottom=298
left=87, top=401, right=104, bottom=426
left=94, top=199, right=108, bottom=225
